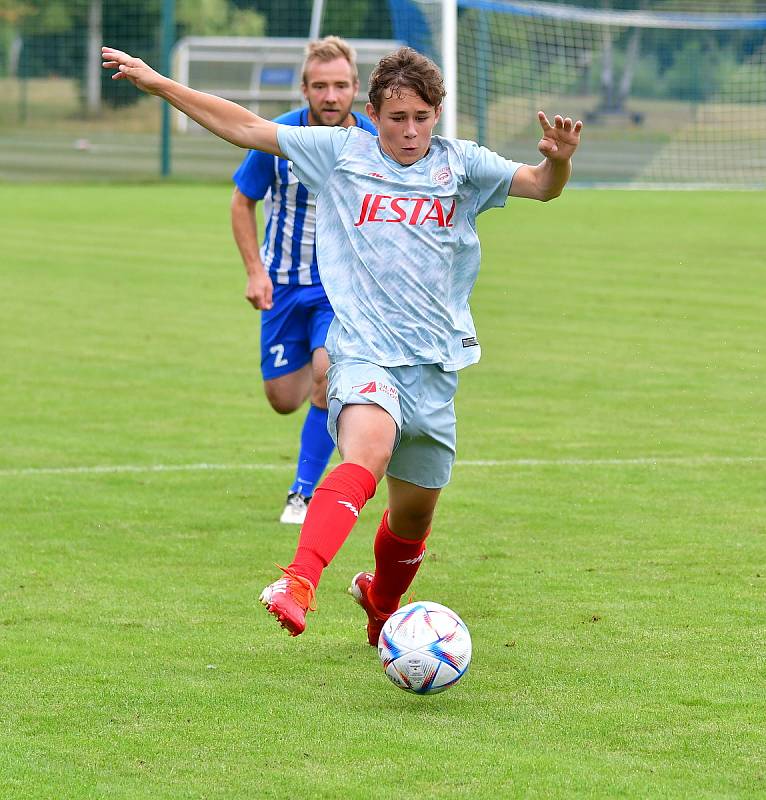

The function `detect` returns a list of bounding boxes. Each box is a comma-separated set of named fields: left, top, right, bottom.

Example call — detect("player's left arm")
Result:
left=510, top=112, right=583, bottom=201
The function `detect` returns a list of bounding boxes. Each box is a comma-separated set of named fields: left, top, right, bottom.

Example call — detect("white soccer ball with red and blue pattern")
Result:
left=378, top=601, right=472, bottom=694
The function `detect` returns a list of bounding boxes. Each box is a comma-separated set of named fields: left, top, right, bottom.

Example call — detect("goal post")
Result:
left=388, top=0, right=766, bottom=187
left=441, top=0, right=458, bottom=138
left=172, top=36, right=402, bottom=134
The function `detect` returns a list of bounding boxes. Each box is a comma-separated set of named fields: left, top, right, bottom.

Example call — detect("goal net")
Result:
left=387, top=0, right=766, bottom=187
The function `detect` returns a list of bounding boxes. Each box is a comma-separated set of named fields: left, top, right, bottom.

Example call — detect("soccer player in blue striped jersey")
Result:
left=102, top=44, right=582, bottom=642
left=230, top=37, right=376, bottom=524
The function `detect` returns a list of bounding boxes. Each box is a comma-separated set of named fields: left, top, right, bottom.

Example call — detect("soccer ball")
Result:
left=378, top=601, right=472, bottom=695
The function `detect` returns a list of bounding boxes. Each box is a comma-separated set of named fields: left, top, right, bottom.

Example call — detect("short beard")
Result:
left=309, top=103, right=353, bottom=127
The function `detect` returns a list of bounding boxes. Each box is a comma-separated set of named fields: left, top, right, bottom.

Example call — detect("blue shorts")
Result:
left=260, top=283, right=334, bottom=380
left=326, top=358, right=459, bottom=490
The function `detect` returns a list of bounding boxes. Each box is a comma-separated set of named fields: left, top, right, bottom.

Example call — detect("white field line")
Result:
left=0, top=455, right=764, bottom=478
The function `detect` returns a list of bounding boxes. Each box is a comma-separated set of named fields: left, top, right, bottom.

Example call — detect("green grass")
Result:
left=1, top=186, right=764, bottom=798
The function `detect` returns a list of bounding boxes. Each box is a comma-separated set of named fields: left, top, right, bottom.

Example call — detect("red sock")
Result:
left=289, top=462, right=377, bottom=588
left=369, top=510, right=429, bottom=614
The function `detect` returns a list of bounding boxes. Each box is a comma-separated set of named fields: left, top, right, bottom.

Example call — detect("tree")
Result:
left=237, top=0, right=390, bottom=39
left=595, top=0, right=645, bottom=117
left=178, top=0, right=265, bottom=36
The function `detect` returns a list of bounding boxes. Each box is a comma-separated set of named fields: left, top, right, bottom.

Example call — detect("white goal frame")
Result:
left=173, top=36, right=402, bottom=132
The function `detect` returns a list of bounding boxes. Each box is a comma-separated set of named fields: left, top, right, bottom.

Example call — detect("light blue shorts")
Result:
left=326, top=358, right=458, bottom=489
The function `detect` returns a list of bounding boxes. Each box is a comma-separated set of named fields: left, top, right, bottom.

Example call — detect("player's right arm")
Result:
left=101, top=47, right=284, bottom=156
left=510, top=112, right=582, bottom=201
left=231, top=188, right=273, bottom=311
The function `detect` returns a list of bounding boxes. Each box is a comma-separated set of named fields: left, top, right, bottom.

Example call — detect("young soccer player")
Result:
left=231, top=37, right=377, bottom=525
left=102, top=44, right=582, bottom=645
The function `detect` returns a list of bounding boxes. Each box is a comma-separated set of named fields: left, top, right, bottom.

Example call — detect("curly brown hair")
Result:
left=368, top=47, right=445, bottom=112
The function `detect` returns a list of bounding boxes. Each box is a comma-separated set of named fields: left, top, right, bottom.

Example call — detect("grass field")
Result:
left=1, top=185, right=764, bottom=798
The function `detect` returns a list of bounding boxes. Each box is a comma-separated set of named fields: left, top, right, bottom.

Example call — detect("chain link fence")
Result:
left=2, top=1, right=765, bottom=184
left=0, top=0, right=392, bottom=182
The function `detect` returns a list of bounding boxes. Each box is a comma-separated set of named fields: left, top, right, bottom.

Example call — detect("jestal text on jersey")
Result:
left=353, top=194, right=456, bottom=228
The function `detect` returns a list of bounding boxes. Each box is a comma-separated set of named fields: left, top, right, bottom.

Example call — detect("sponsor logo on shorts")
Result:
left=352, top=381, right=399, bottom=401
left=354, top=381, right=377, bottom=395
left=462, top=336, right=479, bottom=348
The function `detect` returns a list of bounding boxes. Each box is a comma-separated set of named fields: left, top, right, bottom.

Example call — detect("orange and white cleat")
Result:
left=259, top=565, right=316, bottom=636
left=348, top=571, right=394, bottom=647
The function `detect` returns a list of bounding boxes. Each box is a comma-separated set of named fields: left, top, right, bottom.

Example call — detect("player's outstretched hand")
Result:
left=102, top=47, right=165, bottom=95
left=536, top=112, right=583, bottom=162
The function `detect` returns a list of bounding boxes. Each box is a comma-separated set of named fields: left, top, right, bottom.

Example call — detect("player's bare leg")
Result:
left=386, top=477, right=440, bottom=539
left=263, top=363, right=312, bottom=414
left=335, top=403, right=395, bottom=481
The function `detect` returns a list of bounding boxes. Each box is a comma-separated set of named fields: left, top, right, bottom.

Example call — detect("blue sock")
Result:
left=290, top=404, right=335, bottom=498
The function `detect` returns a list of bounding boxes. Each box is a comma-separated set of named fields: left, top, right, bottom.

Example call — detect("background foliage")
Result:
left=2, top=1, right=765, bottom=110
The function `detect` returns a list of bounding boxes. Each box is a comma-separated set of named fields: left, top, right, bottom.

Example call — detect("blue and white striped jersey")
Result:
left=233, top=108, right=377, bottom=287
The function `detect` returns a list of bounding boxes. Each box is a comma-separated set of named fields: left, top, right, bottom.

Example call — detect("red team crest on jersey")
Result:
left=354, top=194, right=456, bottom=227
left=431, top=166, right=452, bottom=186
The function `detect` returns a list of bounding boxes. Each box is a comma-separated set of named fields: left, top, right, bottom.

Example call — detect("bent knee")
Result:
left=268, top=400, right=301, bottom=415
left=341, top=441, right=393, bottom=480
left=403, top=508, right=435, bottom=529
left=403, top=512, right=434, bottom=537
left=264, top=389, right=303, bottom=415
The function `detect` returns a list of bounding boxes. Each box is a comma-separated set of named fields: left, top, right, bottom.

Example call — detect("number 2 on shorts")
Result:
left=270, top=343, right=288, bottom=368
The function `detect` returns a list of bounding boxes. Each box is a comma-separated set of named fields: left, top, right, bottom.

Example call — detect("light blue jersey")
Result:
left=276, top=126, right=521, bottom=371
